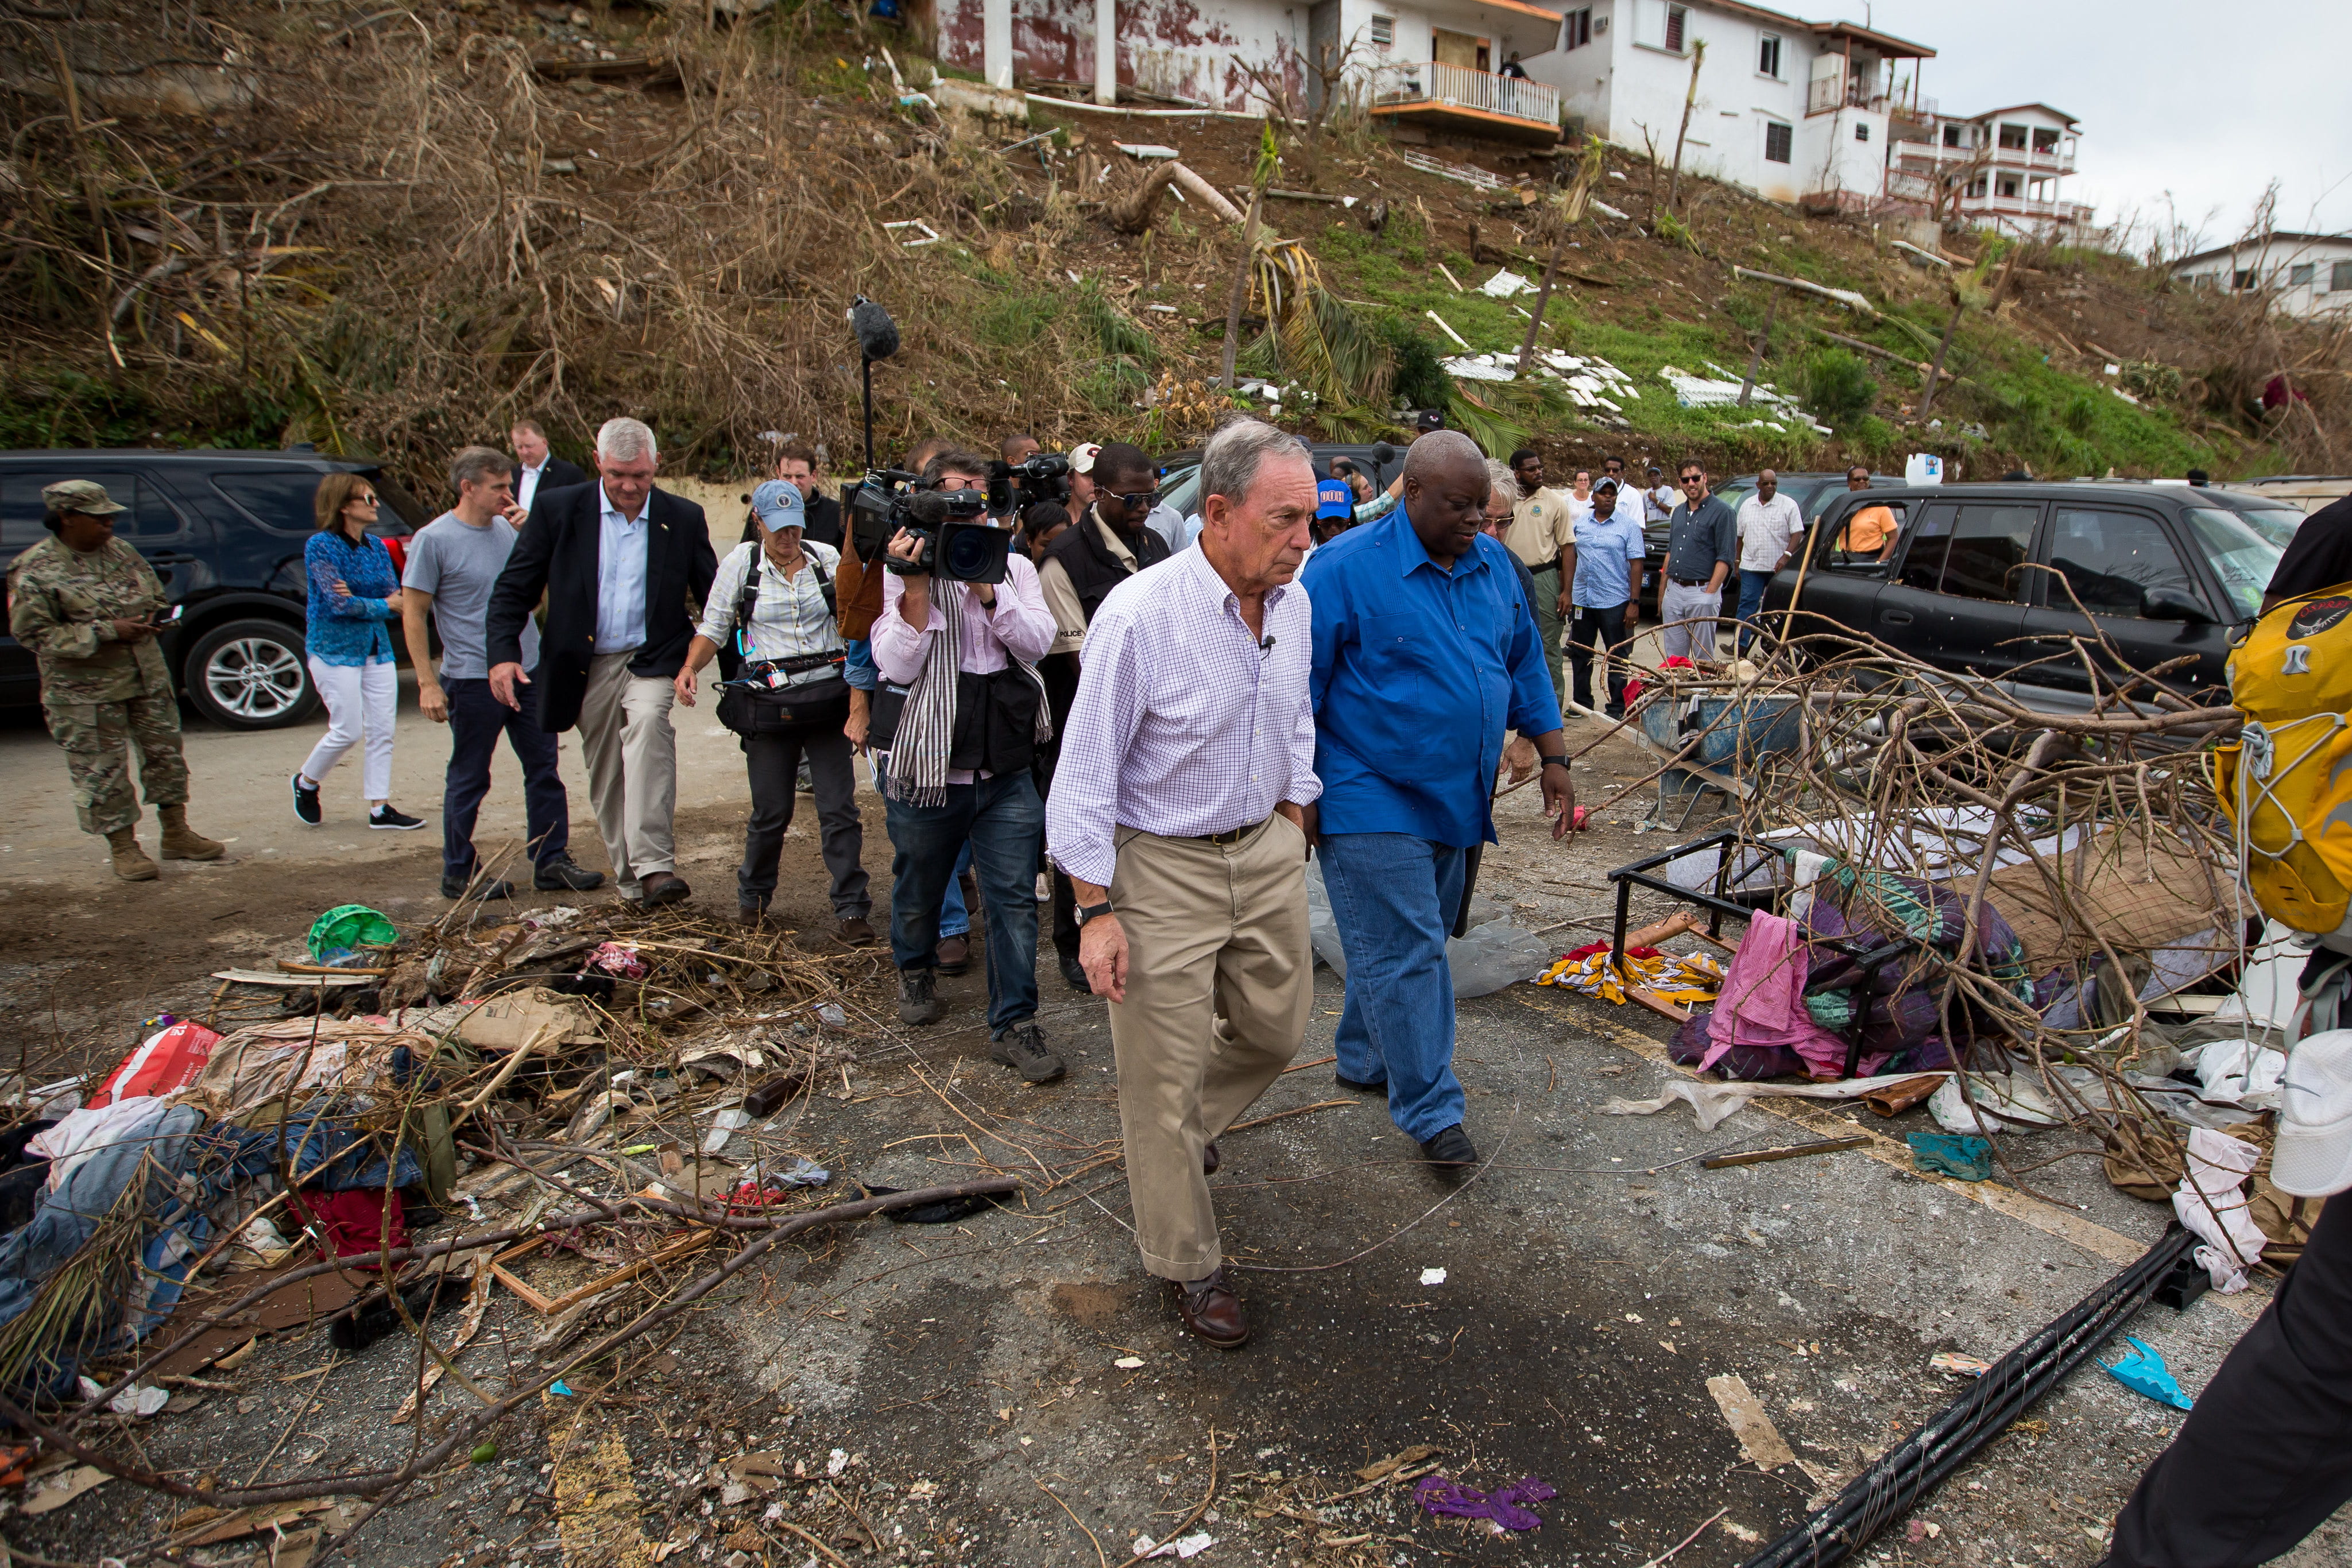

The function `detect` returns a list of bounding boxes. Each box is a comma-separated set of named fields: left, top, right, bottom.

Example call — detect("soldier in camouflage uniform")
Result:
left=7, top=479, right=224, bottom=880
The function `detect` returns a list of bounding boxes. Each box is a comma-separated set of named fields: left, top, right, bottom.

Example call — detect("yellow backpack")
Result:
left=2220, top=584, right=2352, bottom=932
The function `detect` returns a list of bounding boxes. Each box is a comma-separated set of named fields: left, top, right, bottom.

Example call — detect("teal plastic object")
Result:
left=2103, top=1336, right=2194, bottom=1411
left=1905, top=1131, right=1994, bottom=1182
left=306, top=904, right=399, bottom=963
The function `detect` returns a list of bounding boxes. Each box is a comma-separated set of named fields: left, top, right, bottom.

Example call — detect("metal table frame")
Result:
left=1607, top=830, right=1918, bottom=1078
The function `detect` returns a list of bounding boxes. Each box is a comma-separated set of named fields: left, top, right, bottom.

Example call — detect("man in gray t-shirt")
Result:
left=401, top=448, right=602, bottom=900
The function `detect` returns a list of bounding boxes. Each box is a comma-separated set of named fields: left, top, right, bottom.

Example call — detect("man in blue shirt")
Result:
left=1564, top=478, right=1645, bottom=719
left=1303, top=431, right=1575, bottom=1170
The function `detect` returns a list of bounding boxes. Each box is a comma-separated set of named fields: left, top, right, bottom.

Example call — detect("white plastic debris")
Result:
left=702, top=1107, right=752, bottom=1154
left=817, top=1002, right=849, bottom=1025
left=79, top=1377, right=168, bottom=1418
left=827, top=1448, right=850, bottom=1477
left=1479, top=269, right=1535, bottom=298
left=1592, top=199, right=1630, bottom=220
left=1419, top=1267, right=1448, bottom=1286
left=1134, top=1532, right=1216, bottom=1560
left=1114, top=1356, right=1146, bottom=1369
left=1115, top=142, right=1180, bottom=159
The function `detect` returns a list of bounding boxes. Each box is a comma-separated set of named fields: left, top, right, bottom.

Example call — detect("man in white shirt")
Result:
left=1733, top=469, right=1805, bottom=653
left=509, top=419, right=587, bottom=519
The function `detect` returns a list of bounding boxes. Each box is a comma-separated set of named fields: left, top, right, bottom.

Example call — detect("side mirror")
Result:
left=2144, top=586, right=2213, bottom=623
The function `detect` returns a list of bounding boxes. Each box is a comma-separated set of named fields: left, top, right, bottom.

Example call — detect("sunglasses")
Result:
left=350, top=492, right=380, bottom=506
left=1680, top=474, right=1704, bottom=485
left=1108, top=489, right=1161, bottom=512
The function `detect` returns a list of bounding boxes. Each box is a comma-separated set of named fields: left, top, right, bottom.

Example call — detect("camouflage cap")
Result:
left=42, top=479, right=127, bottom=517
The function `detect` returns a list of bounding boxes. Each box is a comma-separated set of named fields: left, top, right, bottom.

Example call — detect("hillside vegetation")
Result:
left=5, top=0, right=2345, bottom=492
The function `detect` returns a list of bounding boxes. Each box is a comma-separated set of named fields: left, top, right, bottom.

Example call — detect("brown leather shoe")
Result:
left=837, top=916, right=877, bottom=947
left=1167, top=1268, right=1248, bottom=1349
left=1202, top=1141, right=1221, bottom=1176
left=640, top=872, right=692, bottom=907
left=934, top=934, right=972, bottom=975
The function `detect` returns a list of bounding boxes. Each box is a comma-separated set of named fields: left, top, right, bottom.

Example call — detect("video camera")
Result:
left=847, top=480, right=1015, bottom=586
left=989, top=451, right=1073, bottom=514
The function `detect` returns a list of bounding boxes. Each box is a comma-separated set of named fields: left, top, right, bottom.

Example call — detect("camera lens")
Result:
left=942, top=525, right=997, bottom=580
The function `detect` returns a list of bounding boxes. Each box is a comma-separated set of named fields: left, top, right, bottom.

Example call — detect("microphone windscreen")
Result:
left=900, top=490, right=951, bottom=526
left=850, top=296, right=900, bottom=361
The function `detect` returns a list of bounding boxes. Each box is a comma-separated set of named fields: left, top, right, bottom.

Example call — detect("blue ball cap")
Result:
left=750, top=479, right=805, bottom=532
left=1316, top=477, right=1354, bottom=520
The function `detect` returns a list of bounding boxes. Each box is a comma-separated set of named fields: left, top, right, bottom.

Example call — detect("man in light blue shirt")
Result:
left=1565, top=478, right=1645, bottom=718
left=595, top=495, right=651, bottom=653
left=1303, top=431, right=1575, bottom=1171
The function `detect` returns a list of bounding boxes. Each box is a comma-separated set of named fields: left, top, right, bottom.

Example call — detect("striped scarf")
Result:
left=884, top=583, right=1053, bottom=807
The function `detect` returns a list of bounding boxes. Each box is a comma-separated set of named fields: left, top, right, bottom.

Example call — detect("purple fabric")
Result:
left=1415, top=1475, right=1556, bottom=1531
left=1702, top=909, right=1852, bottom=1077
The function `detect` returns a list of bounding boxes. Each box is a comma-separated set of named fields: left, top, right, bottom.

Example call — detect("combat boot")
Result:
left=157, top=806, right=225, bottom=861
left=106, top=828, right=158, bottom=882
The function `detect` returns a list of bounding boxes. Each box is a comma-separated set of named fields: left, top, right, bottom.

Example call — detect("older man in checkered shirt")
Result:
left=1044, top=417, right=1321, bottom=1352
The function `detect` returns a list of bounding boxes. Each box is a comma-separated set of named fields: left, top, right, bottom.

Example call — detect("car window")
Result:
left=2184, top=507, right=2285, bottom=622
left=1896, top=503, right=1955, bottom=587
left=1943, top=504, right=2041, bottom=603
left=211, top=467, right=331, bottom=536
left=0, top=473, right=189, bottom=563
left=2044, top=508, right=2194, bottom=617
left=2224, top=504, right=2301, bottom=550
left=1158, top=466, right=1202, bottom=521
left=1825, top=495, right=1907, bottom=567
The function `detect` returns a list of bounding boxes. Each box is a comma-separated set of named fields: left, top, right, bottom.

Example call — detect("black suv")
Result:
left=0, top=449, right=420, bottom=729
left=1761, top=481, right=2284, bottom=711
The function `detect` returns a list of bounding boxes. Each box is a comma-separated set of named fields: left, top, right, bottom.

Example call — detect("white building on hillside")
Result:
left=1886, top=102, right=2092, bottom=239
left=931, top=0, right=2098, bottom=226
left=2169, top=234, right=2352, bottom=320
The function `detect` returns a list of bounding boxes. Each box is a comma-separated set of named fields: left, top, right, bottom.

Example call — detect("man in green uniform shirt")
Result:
left=8, top=479, right=223, bottom=880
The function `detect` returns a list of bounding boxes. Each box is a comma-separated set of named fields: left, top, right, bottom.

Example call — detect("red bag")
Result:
left=87, top=1019, right=220, bottom=1109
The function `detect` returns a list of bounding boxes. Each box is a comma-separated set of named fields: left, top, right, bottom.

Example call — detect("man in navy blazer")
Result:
left=486, top=416, right=717, bottom=907
left=509, top=419, right=590, bottom=517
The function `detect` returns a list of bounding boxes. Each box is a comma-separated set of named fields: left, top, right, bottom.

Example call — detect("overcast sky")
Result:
left=1863, top=0, right=2352, bottom=252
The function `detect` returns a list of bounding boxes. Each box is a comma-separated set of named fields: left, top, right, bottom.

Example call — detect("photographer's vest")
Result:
left=1044, top=509, right=1171, bottom=625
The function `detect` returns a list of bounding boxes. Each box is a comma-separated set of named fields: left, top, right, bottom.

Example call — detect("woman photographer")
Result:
left=675, top=481, right=873, bottom=943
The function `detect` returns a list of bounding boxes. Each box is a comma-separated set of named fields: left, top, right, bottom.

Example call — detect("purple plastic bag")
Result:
left=1414, top=1474, right=1556, bottom=1531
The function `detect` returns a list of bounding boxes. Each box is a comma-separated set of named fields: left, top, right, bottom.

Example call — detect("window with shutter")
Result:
left=1370, top=13, right=1393, bottom=48
left=1561, top=6, right=1590, bottom=48
left=1664, top=3, right=1685, bottom=51
left=2290, top=263, right=2316, bottom=287
left=2332, top=261, right=2352, bottom=293
left=1757, top=34, right=1780, bottom=77
left=1763, top=122, right=1792, bottom=163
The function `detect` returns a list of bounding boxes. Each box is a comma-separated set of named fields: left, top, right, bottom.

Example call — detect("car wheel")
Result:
left=185, top=619, right=318, bottom=729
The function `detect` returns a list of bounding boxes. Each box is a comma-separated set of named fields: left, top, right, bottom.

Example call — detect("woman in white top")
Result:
left=675, top=480, right=873, bottom=941
left=1564, top=469, right=1596, bottom=528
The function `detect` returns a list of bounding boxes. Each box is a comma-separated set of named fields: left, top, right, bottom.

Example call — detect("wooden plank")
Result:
left=211, top=968, right=372, bottom=989
left=1701, top=1135, right=1869, bottom=1169
left=1623, top=986, right=1692, bottom=1025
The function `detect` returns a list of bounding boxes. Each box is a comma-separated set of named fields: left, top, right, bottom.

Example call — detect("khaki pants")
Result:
left=578, top=651, right=678, bottom=897
left=1108, top=815, right=1311, bottom=1280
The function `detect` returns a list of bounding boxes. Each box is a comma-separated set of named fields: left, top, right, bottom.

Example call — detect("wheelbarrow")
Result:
left=1631, top=688, right=1804, bottom=831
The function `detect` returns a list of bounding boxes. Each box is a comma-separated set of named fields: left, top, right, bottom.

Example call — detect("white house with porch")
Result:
left=2171, top=234, right=2352, bottom=321
left=1887, top=102, right=2092, bottom=239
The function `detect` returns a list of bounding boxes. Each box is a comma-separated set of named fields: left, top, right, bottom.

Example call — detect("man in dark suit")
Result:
left=510, top=419, right=590, bottom=519
left=486, top=416, right=717, bottom=907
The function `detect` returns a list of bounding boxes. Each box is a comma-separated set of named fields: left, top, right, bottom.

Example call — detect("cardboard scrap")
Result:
left=459, top=989, right=601, bottom=1050
left=1707, top=1373, right=1796, bottom=1470
left=21, top=1463, right=111, bottom=1516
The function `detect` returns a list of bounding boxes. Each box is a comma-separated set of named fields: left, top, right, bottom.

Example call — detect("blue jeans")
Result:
left=1736, top=568, right=1774, bottom=652
left=939, top=842, right=972, bottom=938
left=1320, top=832, right=1469, bottom=1143
left=442, top=673, right=568, bottom=879
left=885, top=772, right=1041, bottom=1033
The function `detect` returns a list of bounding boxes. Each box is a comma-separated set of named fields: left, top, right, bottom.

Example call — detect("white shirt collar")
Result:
left=599, top=485, right=647, bottom=526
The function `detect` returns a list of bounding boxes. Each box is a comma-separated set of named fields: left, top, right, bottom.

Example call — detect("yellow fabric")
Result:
left=2225, top=583, right=2352, bottom=932
left=1535, top=946, right=1724, bottom=1006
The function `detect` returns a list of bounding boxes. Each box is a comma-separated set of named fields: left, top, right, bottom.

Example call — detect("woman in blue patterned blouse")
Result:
left=292, top=474, right=424, bottom=830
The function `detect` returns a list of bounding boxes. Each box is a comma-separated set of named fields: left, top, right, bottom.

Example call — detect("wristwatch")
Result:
left=1074, top=901, right=1114, bottom=927
left=1539, top=754, right=1570, bottom=772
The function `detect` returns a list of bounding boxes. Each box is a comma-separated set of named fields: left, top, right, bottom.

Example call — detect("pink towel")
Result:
left=1701, top=911, right=1854, bottom=1078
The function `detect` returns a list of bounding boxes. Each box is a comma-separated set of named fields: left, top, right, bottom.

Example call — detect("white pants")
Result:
left=301, top=657, right=397, bottom=802
left=1658, top=579, right=1723, bottom=663
left=578, top=651, right=678, bottom=897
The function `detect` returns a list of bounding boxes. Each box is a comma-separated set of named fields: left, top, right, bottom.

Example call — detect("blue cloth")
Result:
left=939, top=840, right=973, bottom=939
left=843, top=636, right=879, bottom=693
left=443, top=672, right=569, bottom=877
left=595, top=487, right=651, bottom=653
left=303, top=530, right=401, bottom=666
left=1571, top=511, right=1646, bottom=609
left=1303, top=508, right=1563, bottom=849
left=1322, top=833, right=1469, bottom=1142
left=1736, top=567, right=1774, bottom=651
left=884, top=772, right=1040, bottom=1031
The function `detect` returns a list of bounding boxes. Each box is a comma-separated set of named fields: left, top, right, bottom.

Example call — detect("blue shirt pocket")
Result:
left=1358, top=611, right=1428, bottom=706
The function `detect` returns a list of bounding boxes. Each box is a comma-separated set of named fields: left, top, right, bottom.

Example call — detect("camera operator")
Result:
left=676, top=481, right=873, bottom=943
left=1030, top=441, right=1169, bottom=993
left=873, top=450, right=1066, bottom=1084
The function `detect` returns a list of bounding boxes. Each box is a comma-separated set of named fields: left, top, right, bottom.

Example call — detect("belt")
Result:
left=1670, top=575, right=1712, bottom=588
left=1190, top=815, right=1270, bottom=846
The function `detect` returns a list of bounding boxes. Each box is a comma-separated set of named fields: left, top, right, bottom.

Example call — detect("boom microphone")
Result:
left=850, top=295, right=900, bottom=362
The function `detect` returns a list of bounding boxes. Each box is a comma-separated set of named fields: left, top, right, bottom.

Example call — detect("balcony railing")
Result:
left=1895, top=140, right=2076, bottom=177
left=1806, top=73, right=1887, bottom=117
left=1958, top=192, right=2096, bottom=226
left=1369, top=61, right=1560, bottom=128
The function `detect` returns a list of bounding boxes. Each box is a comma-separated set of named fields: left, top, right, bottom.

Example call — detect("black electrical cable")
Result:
left=1738, top=1224, right=2196, bottom=1568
